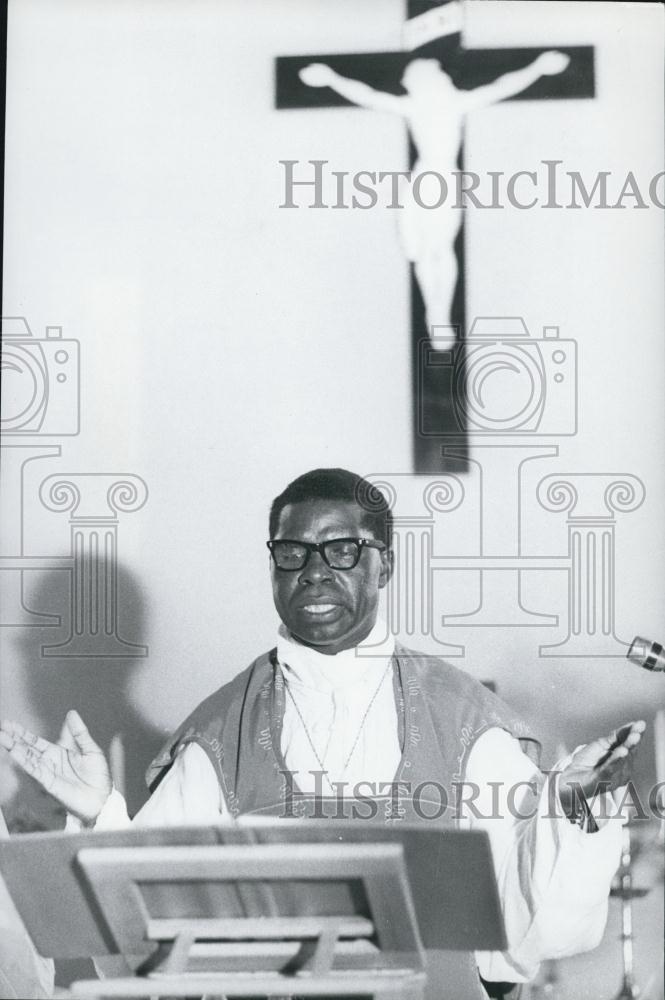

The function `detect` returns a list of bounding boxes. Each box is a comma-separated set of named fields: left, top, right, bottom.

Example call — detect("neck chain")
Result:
left=283, top=660, right=393, bottom=795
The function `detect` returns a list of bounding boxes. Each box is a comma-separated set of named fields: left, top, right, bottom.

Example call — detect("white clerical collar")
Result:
left=276, top=618, right=395, bottom=692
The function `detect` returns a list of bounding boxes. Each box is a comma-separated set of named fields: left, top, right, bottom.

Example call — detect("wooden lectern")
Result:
left=0, top=822, right=507, bottom=999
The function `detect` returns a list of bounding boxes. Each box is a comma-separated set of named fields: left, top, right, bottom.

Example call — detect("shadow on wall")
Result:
left=4, top=560, right=167, bottom=832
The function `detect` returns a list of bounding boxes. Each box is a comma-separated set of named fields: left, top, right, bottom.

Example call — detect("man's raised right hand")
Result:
left=0, top=711, right=112, bottom=824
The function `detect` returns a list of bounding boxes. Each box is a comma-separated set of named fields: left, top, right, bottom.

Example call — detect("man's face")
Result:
left=270, top=498, right=393, bottom=655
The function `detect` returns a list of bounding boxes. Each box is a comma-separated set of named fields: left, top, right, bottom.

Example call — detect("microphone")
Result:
left=627, top=636, right=665, bottom=672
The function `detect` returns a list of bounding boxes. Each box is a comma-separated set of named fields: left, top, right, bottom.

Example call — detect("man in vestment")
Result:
left=1, top=468, right=645, bottom=999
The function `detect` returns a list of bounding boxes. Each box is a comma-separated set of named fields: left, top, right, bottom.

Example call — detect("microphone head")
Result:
left=627, top=636, right=665, bottom=672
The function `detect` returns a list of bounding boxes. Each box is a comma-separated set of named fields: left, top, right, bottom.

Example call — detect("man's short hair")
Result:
left=269, top=468, right=393, bottom=548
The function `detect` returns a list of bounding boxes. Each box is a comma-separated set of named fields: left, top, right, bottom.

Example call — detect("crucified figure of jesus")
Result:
left=300, top=51, right=570, bottom=347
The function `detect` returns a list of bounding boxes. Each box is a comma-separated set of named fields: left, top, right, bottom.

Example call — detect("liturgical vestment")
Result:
left=93, top=624, right=624, bottom=997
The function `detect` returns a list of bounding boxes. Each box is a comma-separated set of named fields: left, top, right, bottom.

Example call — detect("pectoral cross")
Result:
left=275, top=1, right=594, bottom=472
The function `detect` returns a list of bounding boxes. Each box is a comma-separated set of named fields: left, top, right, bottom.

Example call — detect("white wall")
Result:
left=2, top=0, right=411, bottom=734
left=1, top=1, right=663, bottom=994
left=460, top=1, right=665, bottom=727
left=3, top=0, right=664, bottom=768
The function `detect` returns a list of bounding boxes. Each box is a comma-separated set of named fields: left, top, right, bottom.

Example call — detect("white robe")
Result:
left=89, top=622, right=624, bottom=984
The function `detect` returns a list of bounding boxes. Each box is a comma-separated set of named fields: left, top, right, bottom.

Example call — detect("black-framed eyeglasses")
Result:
left=266, top=537, right=386, bottom=572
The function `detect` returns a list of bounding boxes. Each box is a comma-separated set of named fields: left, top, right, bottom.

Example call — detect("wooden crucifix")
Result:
left=275, top=0, right=594, bottom=473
